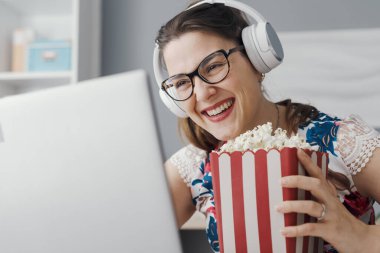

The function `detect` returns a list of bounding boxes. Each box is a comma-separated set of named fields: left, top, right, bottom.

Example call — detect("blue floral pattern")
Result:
left=301, top=113, right=341, bottom=156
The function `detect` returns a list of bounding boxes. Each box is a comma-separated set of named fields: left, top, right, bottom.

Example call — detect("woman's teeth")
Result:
left=206, top=100, right=233, bottom=116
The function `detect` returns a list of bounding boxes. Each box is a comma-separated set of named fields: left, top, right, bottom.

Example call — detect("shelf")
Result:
left=0, top=0, right=100, bottom=97
left=0, top=0, right=71, bottom=16
left=0, top=71, right=71, bottom=82
left=0, top=71, right=72, bottom=87
left=0, top=71, right=71, bottom=80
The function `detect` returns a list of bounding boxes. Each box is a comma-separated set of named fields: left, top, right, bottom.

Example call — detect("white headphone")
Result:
left=153, top=0, right=284, bottom=118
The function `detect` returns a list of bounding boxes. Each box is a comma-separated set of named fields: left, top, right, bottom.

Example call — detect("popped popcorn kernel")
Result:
left=219, top=122, right=313, bottom=153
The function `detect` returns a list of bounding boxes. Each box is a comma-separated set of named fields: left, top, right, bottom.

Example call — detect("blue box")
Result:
left=27, top=41, right=71, bottom=72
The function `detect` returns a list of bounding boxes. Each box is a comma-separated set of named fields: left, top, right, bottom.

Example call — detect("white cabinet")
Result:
left=0, top=0, right=100, bottom=97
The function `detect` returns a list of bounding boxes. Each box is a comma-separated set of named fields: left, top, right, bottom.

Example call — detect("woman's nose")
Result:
left=193, top=77, right=216, bottom=102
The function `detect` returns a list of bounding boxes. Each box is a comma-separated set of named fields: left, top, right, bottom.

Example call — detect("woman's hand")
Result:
left=276, top=149, right=371, bottom=253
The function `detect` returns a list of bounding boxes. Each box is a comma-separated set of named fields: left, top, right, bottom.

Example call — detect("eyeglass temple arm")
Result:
left=228, top=45, right=245, bottom=55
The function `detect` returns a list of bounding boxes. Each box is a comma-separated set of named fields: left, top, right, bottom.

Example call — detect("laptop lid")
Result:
left=0, top=70, right=183, bottom=253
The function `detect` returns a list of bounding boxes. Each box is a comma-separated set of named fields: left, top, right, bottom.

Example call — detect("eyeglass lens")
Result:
left=163, top=51, right=229, bottom=101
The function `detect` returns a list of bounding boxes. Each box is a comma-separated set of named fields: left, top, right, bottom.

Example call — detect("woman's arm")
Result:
left=352, top=148, right=380, bottom=202
left=165, top=159, right=196, bottom=228
left=278, top=149, right=380, bottom=253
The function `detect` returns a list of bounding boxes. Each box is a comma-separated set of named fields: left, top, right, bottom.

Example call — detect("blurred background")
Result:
left=1, top=0, right=379, bottom=252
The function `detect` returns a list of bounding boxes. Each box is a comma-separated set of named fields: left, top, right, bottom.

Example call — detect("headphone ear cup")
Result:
left=242, top=25, right=269, bottom=73
left=242, top=22, right=283, bottom=73
left=159, top=90, right=188, bottom=118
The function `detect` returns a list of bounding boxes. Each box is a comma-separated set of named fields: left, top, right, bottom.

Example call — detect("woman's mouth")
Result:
left=202, top=98, right=235, bottom=122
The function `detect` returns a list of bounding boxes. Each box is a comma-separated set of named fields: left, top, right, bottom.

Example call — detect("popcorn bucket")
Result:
left=210, top=147, right=328, bottom=253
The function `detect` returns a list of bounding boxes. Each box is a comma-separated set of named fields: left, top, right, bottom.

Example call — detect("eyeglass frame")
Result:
left=161, top=45, right=245, bottom=101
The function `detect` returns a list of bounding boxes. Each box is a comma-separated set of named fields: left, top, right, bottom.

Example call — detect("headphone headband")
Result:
left=188, top=0, right=267, bottom=23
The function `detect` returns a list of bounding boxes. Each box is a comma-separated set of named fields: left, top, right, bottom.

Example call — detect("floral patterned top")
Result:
left=170, top=112, right=380, bottom=253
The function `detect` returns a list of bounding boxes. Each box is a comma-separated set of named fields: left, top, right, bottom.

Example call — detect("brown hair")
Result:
left=156, top=3, right=248, bottom=72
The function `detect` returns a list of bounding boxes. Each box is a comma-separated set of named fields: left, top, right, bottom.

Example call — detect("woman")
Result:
left=154, top=1, right=380, bottom=252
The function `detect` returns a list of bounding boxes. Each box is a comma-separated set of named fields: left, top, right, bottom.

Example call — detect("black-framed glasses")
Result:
left=161, top=45, right=245, bottom=101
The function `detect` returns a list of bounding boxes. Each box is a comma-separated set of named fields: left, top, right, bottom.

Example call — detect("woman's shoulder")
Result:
left=297, top=111, right=342, bottom=155
left=334, top=114, right=380, bottom=175
left=169, top=144, right=207, bottom=186
left=298, top=112, right=380, bottom=175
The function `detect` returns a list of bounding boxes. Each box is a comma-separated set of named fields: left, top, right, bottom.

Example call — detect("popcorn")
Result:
left=219, top=122, right=313, bottom=153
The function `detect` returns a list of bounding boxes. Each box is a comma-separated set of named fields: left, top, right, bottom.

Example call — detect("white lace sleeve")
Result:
left=169, top=144, right=207, bottom=186
left=336, top=114, right=380, bottom=175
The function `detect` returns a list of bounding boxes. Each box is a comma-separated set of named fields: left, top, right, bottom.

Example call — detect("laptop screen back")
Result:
left=0, top=70, right=182, bottom=253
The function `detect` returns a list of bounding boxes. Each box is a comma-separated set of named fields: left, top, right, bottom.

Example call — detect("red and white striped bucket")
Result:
left=210, top=147, right=328, bottom=253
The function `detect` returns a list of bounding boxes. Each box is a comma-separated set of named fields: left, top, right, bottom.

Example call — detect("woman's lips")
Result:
left=202, top=98, right=235, bottom=122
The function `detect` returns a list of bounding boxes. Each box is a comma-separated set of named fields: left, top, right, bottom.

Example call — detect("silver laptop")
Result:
left=0, top=70, right=183, bottom=253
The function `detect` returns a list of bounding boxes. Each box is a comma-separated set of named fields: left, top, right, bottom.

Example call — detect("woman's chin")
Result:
left=212, top=131, right=238, bottom=142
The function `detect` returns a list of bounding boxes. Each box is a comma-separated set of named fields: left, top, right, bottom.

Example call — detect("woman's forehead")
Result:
left=163, top=32, right=235, bottom=75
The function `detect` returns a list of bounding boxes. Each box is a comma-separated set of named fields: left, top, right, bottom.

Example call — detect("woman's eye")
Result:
left=175, top=79, right=190, bottom=89
left=206, top=62, right=225, bottom=73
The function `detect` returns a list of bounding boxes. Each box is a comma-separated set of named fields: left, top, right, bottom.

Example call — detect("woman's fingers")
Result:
left=276, top=200, right=326, bottom=221
left=281, top=175, right=328, bottom=203
left=297, top=149, right=324, bottom=180
left=281, top=222, right=323, bottom=238
left=281, top=149, right=335, bottom=203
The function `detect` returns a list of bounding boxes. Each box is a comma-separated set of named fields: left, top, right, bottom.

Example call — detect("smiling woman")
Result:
left=162, top=31, right=270, bottom=142
left=153, top=1, right=380, bottom=252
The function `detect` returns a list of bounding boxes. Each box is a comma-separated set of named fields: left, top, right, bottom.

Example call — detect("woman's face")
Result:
left=163, top=31, right=268, bottom=141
